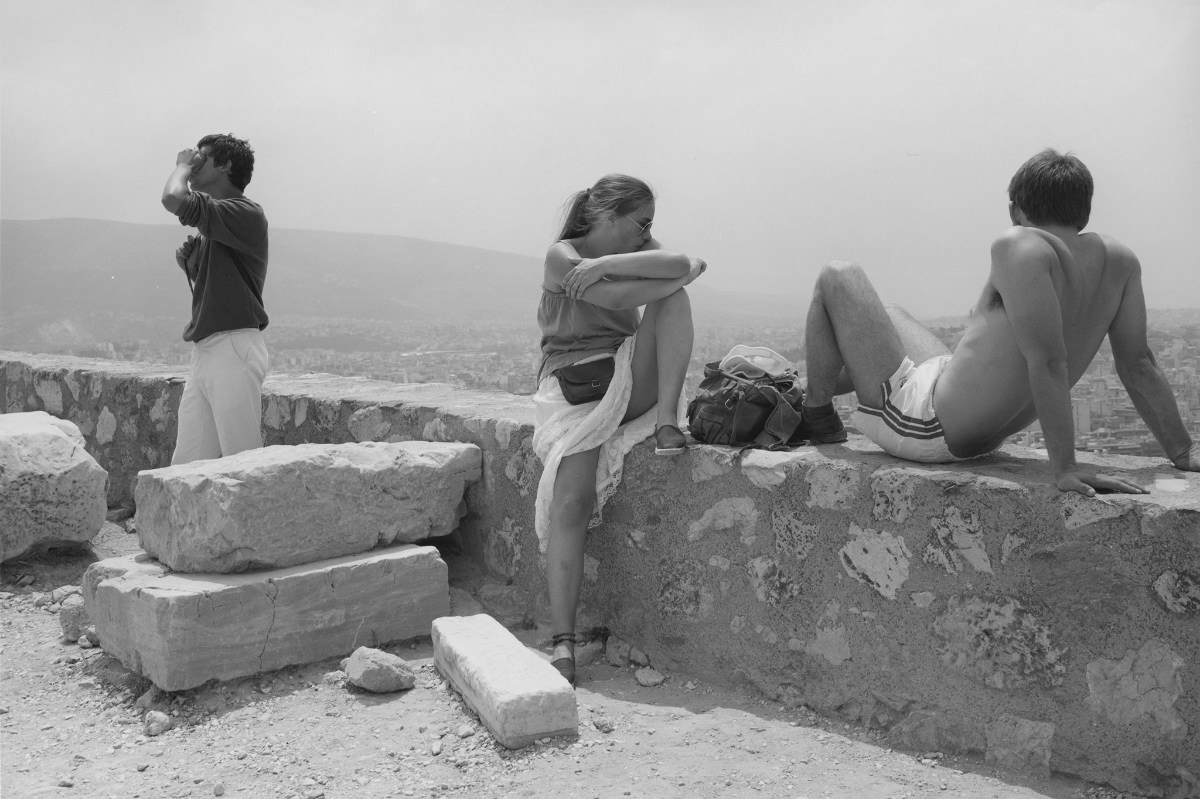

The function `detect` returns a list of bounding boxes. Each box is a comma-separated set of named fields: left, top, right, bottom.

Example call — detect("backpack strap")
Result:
left=753, top=393, right=803, bottom=450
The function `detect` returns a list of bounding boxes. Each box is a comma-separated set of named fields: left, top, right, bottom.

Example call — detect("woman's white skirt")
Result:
left=531, top=333, right=684, bottom=553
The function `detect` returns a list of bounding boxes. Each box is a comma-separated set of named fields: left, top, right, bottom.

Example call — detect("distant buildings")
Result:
left=32, top=317, right=1200, bottom=461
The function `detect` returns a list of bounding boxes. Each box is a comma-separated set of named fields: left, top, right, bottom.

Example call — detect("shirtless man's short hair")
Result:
left=801, top=148, right=1198, bottom=495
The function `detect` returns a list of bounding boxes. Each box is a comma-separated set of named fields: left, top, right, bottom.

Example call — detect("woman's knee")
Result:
left=551, top=484, right=596, bottom=523
left=649, top=286, right=692, bottom=318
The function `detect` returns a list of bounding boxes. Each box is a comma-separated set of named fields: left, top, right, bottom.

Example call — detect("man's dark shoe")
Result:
left=802, top=402, right=848, bottom=444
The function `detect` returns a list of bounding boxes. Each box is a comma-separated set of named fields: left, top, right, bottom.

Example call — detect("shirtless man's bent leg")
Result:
left=803, top=260, right=952, bottom=450
left=803, top=261, right=905, bottom=442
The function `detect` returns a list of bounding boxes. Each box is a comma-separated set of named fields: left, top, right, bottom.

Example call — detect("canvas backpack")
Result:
left=685, top=346, right=809, bottom=450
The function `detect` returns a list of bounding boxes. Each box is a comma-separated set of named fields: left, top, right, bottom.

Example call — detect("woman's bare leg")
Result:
left=623, top=287, right=693, bottom=430
left=546, top=446, right=602, bottom=664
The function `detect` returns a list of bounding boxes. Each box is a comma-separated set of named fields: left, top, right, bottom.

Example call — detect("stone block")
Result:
left=59, top=594, right=90, bottom=642
left=85, top=544, right=449, bottom=691
left=432, top=614, right=577, bottom=748
left=344, top=646, right=416, bottom=693
left=135, top=441, right=482, bottom=572
left=0, top=411, right=107, bottom=562
left=985, top=714, right=1055, bottom=777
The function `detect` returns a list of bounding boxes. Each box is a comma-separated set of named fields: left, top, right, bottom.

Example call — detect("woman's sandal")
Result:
left=550, top=632, right=576, bottom=687
left=654, top=424, right=687, bottom=456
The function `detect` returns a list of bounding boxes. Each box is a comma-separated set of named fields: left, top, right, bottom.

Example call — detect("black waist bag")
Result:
left=686, top=362, right=809, bottom=450
left=553, top=358, right=615, bottom=405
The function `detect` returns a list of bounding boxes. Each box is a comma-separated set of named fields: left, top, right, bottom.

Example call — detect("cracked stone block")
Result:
left=347, top=406, right=391, bottom=441
left=657, top=559, right=715, bottom=619
left=58, top=594, right=90, bottom=642
left=747, top=556, right=800, bottom=606
left=871, top=468, right=919, bottom=523
left=1, top=411, right=107, bottom=562
left=985, top=714, right=1055, bottom=776
left=740, top=449, right=802, bottom=489
left=135, top=441, right=481, bottom=573
left=689, top=446, right=738, bottom=483
left=482, top=518, right=524, bottom=580
left=83, top=544, right=449, bottom=691
left=838, top=523, right=911, bottom=600
left=930, top=506, right=992, bottom=574
left=805, top=461, right=860, bottom=509
left=933, top=596, right=1066, bottom=690
left=772, top=510, right=819, bottom=561
left=503, top=439, right=538, bottom=497
left=889, top=708, right=979, bottom=754
left=1152, top=570, right=1200, bottom=615
left=1085, top=639, right=1187, bottom=739
left=432, top=614, right=577, bottom=748
left=687, top=497, right=758, bottom=544
left=1058, top=492, right=1133, bottom=529
left=805, top=606, right=851, bottom=666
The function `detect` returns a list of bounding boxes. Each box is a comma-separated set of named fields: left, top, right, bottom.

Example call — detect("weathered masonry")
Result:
left=3, top=351, right=1197, bottom=797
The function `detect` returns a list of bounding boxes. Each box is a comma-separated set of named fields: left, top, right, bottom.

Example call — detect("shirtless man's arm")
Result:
left=990, top=231, right=1148, bottom=495
left=1106, top=250, right=1199, bottom=472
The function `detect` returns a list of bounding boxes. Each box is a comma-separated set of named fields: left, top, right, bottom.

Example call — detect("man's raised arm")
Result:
left=1107, top=254, right=1199, bottom=471
left=162, top=149, right=200, bottom=214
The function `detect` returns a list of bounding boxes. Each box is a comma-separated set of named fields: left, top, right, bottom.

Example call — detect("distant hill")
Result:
left=6, top=218, right=1191, bottom=355
left=0, top=218, right=806, bottom=349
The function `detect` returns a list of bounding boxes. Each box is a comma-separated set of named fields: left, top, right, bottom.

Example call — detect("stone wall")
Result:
left=3, top=351, right=1198, bottom=796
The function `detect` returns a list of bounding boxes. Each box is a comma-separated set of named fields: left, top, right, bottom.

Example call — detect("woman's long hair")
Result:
left=556, top=174, right=654, bottom=241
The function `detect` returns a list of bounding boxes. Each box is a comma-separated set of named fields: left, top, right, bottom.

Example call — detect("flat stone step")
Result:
left=432, top=614, right=577, bottom=748
left=135, top=441, right=482, bottom=572
left=84, top=544, right=449, bottom=691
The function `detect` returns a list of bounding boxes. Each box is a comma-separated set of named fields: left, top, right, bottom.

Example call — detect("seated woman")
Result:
left=532, top=174, right=707, bottom=686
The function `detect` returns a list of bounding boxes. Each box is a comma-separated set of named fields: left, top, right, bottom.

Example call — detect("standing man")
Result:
left=162, top=133, right=269, bottom=465
left=801, top=148, right=1198, bottom=495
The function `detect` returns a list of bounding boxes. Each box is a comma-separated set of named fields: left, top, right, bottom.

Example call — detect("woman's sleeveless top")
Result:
left=537, top=288, right=639, bottom=382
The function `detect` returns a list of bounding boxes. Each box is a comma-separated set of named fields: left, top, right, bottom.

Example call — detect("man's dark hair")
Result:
left=1007, top=148, right=1093, bottom=230
left=198, top=133, right=255, bottom=191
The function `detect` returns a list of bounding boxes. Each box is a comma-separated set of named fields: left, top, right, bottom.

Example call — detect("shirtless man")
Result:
left=801, top=149, right=1199, bottom=495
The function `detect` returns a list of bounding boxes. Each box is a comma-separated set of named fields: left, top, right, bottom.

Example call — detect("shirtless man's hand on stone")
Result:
left=1056, top=464, right=1148, bottom=497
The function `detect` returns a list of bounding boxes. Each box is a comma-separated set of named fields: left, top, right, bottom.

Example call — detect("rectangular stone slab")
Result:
left=432, top=614, right=577, bottom=748
left=85, top=545, right=449, bottom=691
left=135, top=441, right=481, bottom=573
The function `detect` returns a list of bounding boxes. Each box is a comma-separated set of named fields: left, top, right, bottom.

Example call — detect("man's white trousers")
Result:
left=171, top=328, right=268, bottom=465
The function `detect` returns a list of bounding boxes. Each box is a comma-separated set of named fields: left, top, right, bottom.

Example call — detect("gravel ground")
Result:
left=0, top=525, right=1147, bottom=799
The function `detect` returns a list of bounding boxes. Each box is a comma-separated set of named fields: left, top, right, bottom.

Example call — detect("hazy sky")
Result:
left=3, top=0, right=1198, bottom=316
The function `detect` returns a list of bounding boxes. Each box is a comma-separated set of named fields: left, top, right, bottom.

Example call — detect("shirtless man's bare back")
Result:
left=801, top=149, right=1199, bottom=495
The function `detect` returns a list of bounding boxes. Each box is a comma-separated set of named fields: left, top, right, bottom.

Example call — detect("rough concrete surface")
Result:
left=4, top=351, right=1199, bottom=796
left=0, top=527, right=1149, bottom=799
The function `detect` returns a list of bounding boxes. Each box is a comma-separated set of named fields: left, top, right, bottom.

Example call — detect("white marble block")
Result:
left=432, top=614, right=578, bottom=748
left=135, top=441, right=481, bottom=572
left=1, top=411, right=107, bottom=562
left=84, top=544, right=449, bottom=691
